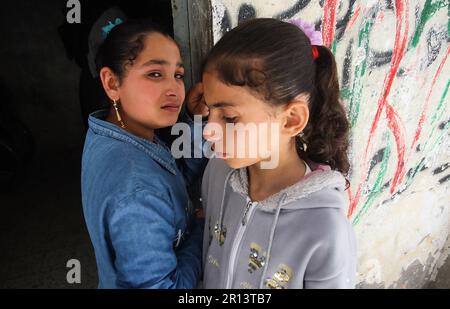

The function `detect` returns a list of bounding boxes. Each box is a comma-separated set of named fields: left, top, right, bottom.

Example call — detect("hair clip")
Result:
left=312, top=45, right=319, bottom=60
left=288, top=18, right=323, bottom=60
left=101, top=18, right=124, bottom=38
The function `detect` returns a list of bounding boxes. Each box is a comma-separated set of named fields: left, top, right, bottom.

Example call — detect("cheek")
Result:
left=132, top=80, right=185, bottom=105
left=241, top=126, right=281, bottom=161
left=260, top=126, right=275, bottom=153
left=133, top=81, right=162, bottom=106
left=120, top=78, right=166, bottom=107
left=178, top=83, right=186, bottom=102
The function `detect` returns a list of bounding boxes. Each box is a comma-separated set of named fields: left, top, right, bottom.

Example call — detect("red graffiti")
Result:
left=410, top=46, right=449, bottom=152
left=348, top=0, right=410, bottom=217
left=322, top=0, right=339, bottom=47
left=345, top=5, right=361, bottom=33
left=386, top=101, right=406, bottom=193
left=391, top=46, right=450, bottom=185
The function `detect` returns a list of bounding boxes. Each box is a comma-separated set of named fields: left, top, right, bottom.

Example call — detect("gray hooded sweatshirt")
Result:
left=201, top=158, right=357, bottom=289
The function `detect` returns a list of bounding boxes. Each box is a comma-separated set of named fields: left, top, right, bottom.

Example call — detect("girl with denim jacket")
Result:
left=81, top=19, right=208, bottom=288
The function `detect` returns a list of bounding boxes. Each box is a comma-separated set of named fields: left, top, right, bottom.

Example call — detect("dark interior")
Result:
left=0, top=0, right=174, bottom=288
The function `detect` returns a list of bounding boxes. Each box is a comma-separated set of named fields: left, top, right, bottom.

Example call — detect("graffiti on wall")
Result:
left=211, top=0, right=450, bottom=287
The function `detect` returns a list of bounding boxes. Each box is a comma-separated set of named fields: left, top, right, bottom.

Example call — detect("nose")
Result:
left=202, top=128, right=214, bottom=141
left=165, top=79, right=185, bottom=100
left=203, top=129, right=216, bottom=152
left=165, top=88, right=178, bottom=99
left=203, top=121, right=222, bottom=142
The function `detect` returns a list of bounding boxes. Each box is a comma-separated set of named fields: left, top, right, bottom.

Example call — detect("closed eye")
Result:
left=223, top=116, right=238, bottom=123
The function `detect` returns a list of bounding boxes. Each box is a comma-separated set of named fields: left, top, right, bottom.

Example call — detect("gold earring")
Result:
left=112, top=99, right=126, bottom=129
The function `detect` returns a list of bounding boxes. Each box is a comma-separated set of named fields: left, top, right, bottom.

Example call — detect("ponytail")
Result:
left=301, top=46, right=350, bottom=177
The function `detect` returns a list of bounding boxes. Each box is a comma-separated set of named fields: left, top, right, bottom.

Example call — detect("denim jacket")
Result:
left=81, top=109, right=207, bottom=288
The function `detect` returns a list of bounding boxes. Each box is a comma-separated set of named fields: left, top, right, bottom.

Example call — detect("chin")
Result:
left=221, top=157, right=259, bottom=169
left=159, top=115, right=180, bottom=127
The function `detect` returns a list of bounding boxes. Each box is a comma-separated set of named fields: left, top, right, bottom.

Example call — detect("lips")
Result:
left=161, top=103, right=181, bottom=112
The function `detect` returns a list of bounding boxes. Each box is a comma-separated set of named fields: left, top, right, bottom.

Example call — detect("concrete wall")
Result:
left=210, top=0, right=450, bottom=288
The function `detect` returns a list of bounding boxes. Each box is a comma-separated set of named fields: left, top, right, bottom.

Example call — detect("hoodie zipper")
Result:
left=241, top=198, right=254, bottom=225
left=225, top=197, right=258, bottom=288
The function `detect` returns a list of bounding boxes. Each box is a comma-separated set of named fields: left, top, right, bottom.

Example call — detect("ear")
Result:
left=281, top=94, right=309, bottom=137
left=99, top=67, right=120, bottom=101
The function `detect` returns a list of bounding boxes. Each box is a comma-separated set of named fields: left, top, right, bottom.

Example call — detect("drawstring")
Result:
left=216, top=169, right=235, bottom=238
left=259, top=193, right=287, bottom=289
left=216, top=169, right=287, bottom=288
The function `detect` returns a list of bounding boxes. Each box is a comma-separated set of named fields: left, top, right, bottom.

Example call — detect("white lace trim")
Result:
left=228, top=163, right=346, bottom=211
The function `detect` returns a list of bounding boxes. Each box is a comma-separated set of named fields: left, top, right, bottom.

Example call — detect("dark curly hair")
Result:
left=95, top=19, right=174, bottom=82
left=203, top=18, right=350, bottom=180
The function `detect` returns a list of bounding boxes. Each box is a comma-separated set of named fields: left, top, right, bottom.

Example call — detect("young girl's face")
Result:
left=116, top=33, right=185, bottom=129
left=203, top=71, right=287, bottom=169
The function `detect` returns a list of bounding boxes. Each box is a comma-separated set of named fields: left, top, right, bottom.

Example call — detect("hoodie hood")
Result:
left=228, top=159, right=347, bottom=212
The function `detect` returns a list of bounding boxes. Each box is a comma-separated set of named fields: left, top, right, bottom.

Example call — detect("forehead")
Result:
left=202, top=72, right=241, bottom=101
left=134, top=33, right=182, bottom=65
left=202, top=71, right=278, bottom=116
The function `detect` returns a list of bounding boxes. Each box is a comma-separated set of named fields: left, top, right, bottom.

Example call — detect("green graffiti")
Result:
left=352, top=83, right=449, bottom=225
left=352, top=132, right=391, bottom=225
left=378, top=106, right=450, bottom=211
left=421, top=79, right=450, bottom=158
left=402, top=119, right=449, bottom=191
left=448, top=2, right=450, bottom=39
left=348, top=18, right=374, bottom=128
left=431, top=79, right=449, bottom=125
left=331, top=38, right=337, bottom=54
left=341, top=87, right=352, bottom=100
left=409, top=0, right=448, bottom=49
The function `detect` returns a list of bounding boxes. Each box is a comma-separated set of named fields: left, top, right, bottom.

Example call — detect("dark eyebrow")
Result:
left=207, top=101, right=237, bottom=109
left=141, top=59, right=184, bottom=68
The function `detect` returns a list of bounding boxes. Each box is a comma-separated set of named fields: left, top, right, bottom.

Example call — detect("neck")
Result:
left=247, top=141, right=306, bottom=202
left=106, top=108, right=155, bottom=142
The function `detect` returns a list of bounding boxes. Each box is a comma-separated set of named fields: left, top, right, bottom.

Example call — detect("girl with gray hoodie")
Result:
left=199, top=18, right=357, bottom=289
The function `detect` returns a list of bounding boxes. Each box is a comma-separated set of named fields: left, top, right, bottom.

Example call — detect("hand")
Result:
left=195, top=208, right=205, bottom=219
left=186, top=82, right=209, bottom=118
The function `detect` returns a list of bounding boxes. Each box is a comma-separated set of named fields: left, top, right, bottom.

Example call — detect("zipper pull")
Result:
left=242, top=199, right=252, bottom=226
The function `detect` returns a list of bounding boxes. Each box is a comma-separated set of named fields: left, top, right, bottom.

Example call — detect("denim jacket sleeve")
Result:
left=107, top=189, right=203, bottom=288
left=173, top=109, right=209, bottom=187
